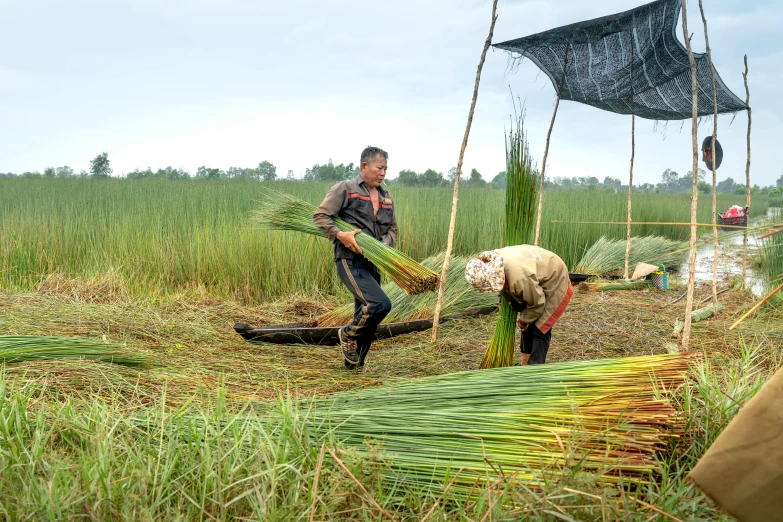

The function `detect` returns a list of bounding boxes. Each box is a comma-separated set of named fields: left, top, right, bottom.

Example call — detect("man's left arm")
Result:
left=382, top=206, right=398, bottom=247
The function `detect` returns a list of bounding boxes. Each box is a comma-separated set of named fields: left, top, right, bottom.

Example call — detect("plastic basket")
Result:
left=645, top=264, right=668, bottom=290
left=717, top=211, right=748, bottom=232
left=652, top=272, right=668, bottom=290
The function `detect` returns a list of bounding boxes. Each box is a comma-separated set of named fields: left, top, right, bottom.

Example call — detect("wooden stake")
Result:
left=730, top=283, right=783, bottom=330
left=742, top=55, right=752, bottom=288
left=758, top=227, right=783, bottom=240
left=534, top=96, right=560, bottom=246
left=699, top=0, right=719, bottom=316
left=431, top=0, right=498, bottom=342
left=680, top=0, right=700, bottom=352
left=624, top=115, right=635, bottom=280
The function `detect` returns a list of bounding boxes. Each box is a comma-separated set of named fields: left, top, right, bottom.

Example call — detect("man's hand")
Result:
left=337, top=230, right=362, bottom=254
left=517, top=318, right=528, bottom=332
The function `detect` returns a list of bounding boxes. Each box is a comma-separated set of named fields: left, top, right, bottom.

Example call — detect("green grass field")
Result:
left=0, top=178, right=770, bottom=300
left=0, top=178, right=782, bottom=520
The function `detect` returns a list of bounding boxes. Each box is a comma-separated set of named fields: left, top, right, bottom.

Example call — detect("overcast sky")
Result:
left=1, top=0, right=780, bottom=186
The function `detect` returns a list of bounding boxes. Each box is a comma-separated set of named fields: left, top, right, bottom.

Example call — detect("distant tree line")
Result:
left=547, top=169, right=783, bottom=196
left=2, top=152, right=781, bottom=196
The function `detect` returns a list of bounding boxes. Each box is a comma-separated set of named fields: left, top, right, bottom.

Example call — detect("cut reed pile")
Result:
left=480, top=113, right=538, bottom=369
left=253, top=189, right=438, bottom=295
left=578, top=280, right=649, bottom=292
left=0, top=335, right=148, bottom=367
left=310, top=354, right=693, bottom=496
left=574, top=236, right=688, bottom=276
left=315, top=252, right=497, bottom=326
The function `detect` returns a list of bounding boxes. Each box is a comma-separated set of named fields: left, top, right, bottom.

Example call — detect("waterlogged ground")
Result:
left=678, top=207, right=782, bottom=297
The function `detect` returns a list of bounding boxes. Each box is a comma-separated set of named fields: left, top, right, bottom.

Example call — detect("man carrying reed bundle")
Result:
left=313, top=146, right=396, bottom=370
left=465, top=246, right=572, bottom=365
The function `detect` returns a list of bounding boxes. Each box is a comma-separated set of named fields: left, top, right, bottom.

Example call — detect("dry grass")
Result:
left=2, top=274, right=781, bottom=408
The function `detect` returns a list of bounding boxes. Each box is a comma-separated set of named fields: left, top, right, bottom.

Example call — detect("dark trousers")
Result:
left=520, top=323, right=551, bottom=365
left=335, top=259, right=392, bottom=366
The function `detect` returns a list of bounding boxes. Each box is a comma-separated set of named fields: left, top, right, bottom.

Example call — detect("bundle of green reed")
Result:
left=309, top=353, right=693, bottom=496
left=578, top=280, right=649, bottom=292
left=253, top=189, right=439, bottom=295
left=574, top=235, right=688, bottom=276
left=315, top=252, right=497, bottom=326
left=0, top=335, right=148, bottom=367
left=480, top=113, right=538, bottom=369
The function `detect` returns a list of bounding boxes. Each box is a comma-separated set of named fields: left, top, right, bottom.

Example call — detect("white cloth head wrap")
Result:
left=464, top=250, right=505, bottom=293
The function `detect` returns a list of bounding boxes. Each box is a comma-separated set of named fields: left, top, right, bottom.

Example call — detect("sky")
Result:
left=1, top=0, right=781, bottom=186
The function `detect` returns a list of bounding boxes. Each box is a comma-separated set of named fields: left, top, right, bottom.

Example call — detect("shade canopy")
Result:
left=493, top=0, right=747, bottom=120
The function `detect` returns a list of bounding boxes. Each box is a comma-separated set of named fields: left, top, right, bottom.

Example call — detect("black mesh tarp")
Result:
left=493, top=0, right=747, bottom=120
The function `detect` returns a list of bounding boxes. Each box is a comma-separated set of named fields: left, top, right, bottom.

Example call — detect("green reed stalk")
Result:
left=316, top=252, right=497, bottom=326
left=0, top=336, right=148, bottom=367
left=574, top=235, right=688, bottom=275
left=579, top=280, right=649, bottom=292
left=309, top=353, right=692, bottom=496
left=480, top=113, right=538, bottom=369
left=253, top=189, right=439, bottom=295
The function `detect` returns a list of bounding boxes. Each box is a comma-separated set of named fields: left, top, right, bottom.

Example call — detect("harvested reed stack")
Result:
left=310, top=354, right=694, bottom=495
left=0, top=336, right=148, bottom=367
left=480, top=112, right=538, bottom=369
left=578, top=280, right=649, bottom=292
left=673, top=303, right=725, bottom=337
left=253, top=189, right=439, bottom=295
left=574, top=236, right=688, bottom=276
left=316, top=252, right=497, bottom=326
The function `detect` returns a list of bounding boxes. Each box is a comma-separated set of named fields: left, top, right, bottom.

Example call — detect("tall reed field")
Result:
left=0, top=177, right=770, bottom=301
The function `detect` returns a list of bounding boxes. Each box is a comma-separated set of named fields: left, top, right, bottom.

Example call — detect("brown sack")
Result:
left=687, top=366, right=783, bottom=521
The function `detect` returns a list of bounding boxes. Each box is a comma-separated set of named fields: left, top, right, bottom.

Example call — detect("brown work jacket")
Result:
left=313, top=175, right=398, bottom=261
left=496, top=245, right=573, bottom=334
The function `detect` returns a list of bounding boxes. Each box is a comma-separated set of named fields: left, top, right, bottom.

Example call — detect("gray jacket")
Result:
left=313, top=175, right=398, bottom=261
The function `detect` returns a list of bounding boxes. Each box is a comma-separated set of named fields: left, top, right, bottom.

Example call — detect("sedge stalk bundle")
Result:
left=316, top=252, right=497, bottom=326
left=480, top=111, right=538, bottom=368
left=578, top=280, right=649, bottom=292
left=574, top=235, right=688, bottom=276
left=0, top=335, right=148, bottom=367
left=479, top=300, right=517, bottom=368
left=309, top=353, right=693, bottom=496
left=253, top=189, right=439, bottom=295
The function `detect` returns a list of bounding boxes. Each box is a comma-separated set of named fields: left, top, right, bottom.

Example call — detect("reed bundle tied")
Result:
left=0, top=335, right=148, bottom=367
left=315, top=252, right=497, bottom=326
left=574, top=235, right=688, bottom=276
left=578, top=280, right=649, bottom=292
left=480, top=114, right=538, bottom=369
left=310, top=353, right=693, bottom=495
left=253, top=189, right=439, bottom=295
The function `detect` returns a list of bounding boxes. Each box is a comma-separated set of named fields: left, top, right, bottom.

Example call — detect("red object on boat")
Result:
left=717, top=206, right=749, bottom=231
left=721, top=205, right=746, bottom=218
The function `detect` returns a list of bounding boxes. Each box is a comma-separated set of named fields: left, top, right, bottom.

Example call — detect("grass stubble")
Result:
left=1, top=273, right=782, bottom=519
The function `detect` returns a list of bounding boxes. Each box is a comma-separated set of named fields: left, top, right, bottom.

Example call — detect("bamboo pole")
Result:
left=681, top=0, right=700, bottom=352
left=730, top=283, right=783, bottom=330
left=699, top=0, right=719, bottom=316
left=431, top=0, right=498, bottom=343
left=533, top=96, right=560, bottom=246
left=624, top=115, right=635, bottom=279
left=758, top=228, right=783, bottom=240
left=742, top=55, right=752, bottom=289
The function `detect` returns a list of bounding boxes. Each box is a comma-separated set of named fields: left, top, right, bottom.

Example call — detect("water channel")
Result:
left=676, top=207, right=781, bottom=297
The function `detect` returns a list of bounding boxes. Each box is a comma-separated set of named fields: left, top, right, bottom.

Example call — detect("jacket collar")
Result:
left=355, top=174, right=387, bottom=196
